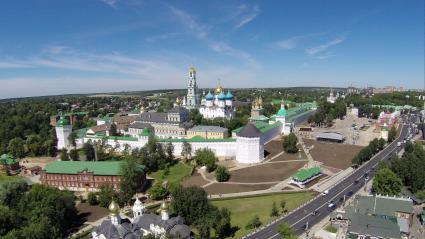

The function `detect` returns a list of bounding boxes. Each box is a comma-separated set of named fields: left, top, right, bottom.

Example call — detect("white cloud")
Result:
left=168, top=5, right=259, bottom=68
left=234, top=4, right=261, bottom=29
left=99, top=0, right=118, bottom=8
left=276, top=38, right=298, bottom=50
left=306, top=36, right=345, bottom=55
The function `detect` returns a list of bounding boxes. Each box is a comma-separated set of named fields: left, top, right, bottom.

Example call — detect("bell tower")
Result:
left=186, top=66, right=199, bottom=109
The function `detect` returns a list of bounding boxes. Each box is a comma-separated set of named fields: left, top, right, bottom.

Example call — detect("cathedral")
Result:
left=181, top=66, right=235, bottom=120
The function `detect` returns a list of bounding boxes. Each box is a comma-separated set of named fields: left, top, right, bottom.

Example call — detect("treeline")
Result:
left=391, top=142, right=425, bottom=193
left=308, top=100, right=346, bottom=127
left=0, top=181, right=78, bottom=238
left=352, top=138, right=386, bottom=166
left=190, top=108, right=249, bottom=131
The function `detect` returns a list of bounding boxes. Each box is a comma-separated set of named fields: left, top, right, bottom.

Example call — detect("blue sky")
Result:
left=0, top=0, right=423, bottom=99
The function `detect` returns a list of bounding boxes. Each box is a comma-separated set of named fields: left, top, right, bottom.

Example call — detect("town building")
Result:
left=50, top=111, right=88, bottom=127
left=316, top=132, right=345, bottom=143
left=40, top=161, right=146, bottom=192
left=198, top=83, right=235, bottom=120
left=373, top=86, right=405, bottom=94
left=331, top=195, right=414, bottom=239
left=181, top=66, right=199, bottom=109
left=326, top=89, right=340, bottom=103
left=249, top=96, right=269, bottom=123
left=380, top=123, right=389, bottom=141
left=0, top=154, right=20, bottom=175
left=186, top=125, right=228, bottom=139
left=290, top=167, right=322, bottom=188
left=92, top=200, right=191, bottom=239
left=56, top=116, right=72, bottom=150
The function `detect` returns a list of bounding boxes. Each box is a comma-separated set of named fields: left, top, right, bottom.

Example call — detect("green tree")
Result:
left=98, top=184, right=116, bottom=208
left=215, top=166, right=230, bottom=182
left=119, top=157, right=145, bottom=204
left=181, top=140, right=192, bottom=162
left=388, top=126, right=397, bottom=143
left=277, top=222, right=296, bottom=239
left=60, top=149, right=69, bottom=161
left=282, top=133, right=298, bottom=153
left=69, top=149, right=79, bottom=161
left=165, top=141, right=175, bottom=162
left=194, top=148, right=217, bottom=172
left=378, top=138, right=386, bottom=150
left=245, top=215, right=261, bottom=229
left=7, top=138, right=26, bottom=159
left=148, top=182, right=168, bottom=200
left=372, top=167, right=402, bottom=196
left=170, top=186, right=211, bottom=225
left=280, top=200, right=286, bottom=212
left=212, top=207, right=232, bottom=239
left=270, top=202, right=279, bottom=217
left=87, top=192, right=98, bottom=205
left=0, top=180, right=29, bottom=209
left=83, top=142, right=96, bottom=161
left=68, top=132, right=77, bottom=149
left=0, top=205, right=18, bottom=236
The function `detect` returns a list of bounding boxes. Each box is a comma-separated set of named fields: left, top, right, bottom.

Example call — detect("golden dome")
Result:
left=160, top=201, right=169, bottom=211
left=140, top=105, right=145, bottom=113
left=176, top=97, right=181, bottom=105
left=215, top=85, right=223, bottom=94
left=109, top=200, right=120, bottom=215
left=189, top=66, right=196, bottom=72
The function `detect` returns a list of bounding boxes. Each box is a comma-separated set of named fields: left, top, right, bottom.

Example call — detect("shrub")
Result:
left=215, top=166, right=230, bottom=182
left=87, top=192, right=98, bottom=205
left=245, top=215, right=262, bottom=229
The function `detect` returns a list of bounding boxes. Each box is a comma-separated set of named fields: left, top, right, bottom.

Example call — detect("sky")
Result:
left=0, top=0, right=423, bottom=99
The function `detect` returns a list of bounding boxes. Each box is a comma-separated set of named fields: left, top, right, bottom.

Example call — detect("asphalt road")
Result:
left=244, top=114, right=416, bottom=239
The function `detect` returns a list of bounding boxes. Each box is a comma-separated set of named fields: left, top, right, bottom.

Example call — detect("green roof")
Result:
left=108, top=136, right=138, bottom=141
left=53, top=112, right=89, bottom=117
left=276, top=107, right=288, bottom=116
left=159, top=136, right=236, bottom=143
left=292, top=167, right=321, bottom=181
left=249, top=115, right=270, bottom=122
left=44, top=161, right=145, bottom=175
left=0, top=154, right=17, bottom=165
left=74, top=128, right=88, bottom=138
left=232, top=121, right=281, bottom=134
left=56, top=117, right=70, bottom=126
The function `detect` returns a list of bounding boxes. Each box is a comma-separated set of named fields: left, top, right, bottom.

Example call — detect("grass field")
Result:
left=211, top=191, right=317, bottom=238
left=0, top=173, right=21, bottom=186
left=148, top=163, right=193, bottom=185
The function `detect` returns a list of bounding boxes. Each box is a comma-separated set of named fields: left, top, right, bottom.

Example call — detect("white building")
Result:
left=182, top=66, right=199, bottom=109
left=55, top=117, right=72, bottom=150
left=327, top=89, right=339, bottom=104
left=199, top=85, right=235, bottom=120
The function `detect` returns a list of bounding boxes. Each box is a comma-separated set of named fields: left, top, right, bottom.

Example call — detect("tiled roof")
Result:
left=159, top=136, right=236, bottom=143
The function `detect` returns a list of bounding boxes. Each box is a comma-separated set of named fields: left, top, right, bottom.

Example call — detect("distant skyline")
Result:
left=0, top=0, right=423, bottom=99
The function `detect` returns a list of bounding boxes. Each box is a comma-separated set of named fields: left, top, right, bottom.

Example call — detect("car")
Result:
left=354, top=179, right=359, bottom=184
left=312, top=210, right=319, bottom=216
left=328, top=203, right=336, bottom=209
left=365, top=176, right=369, bottom=181
left=347, top=191, right=353, bottom=196
left=322, top=190, right=329, bottom=195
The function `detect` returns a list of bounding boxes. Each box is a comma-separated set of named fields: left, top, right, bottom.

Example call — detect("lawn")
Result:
left=0, top=172, right=22, bottom=187
left=211, top=191, right=317, bottom=238
left=148, top=163, right=194, bottom=185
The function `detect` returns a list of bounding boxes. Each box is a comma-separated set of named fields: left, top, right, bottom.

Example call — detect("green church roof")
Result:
left=56, top=117, right=70, bottom=126
left=276, top=107, right=288, bottom=116
left=44, top=161, right=145, bottom=175
left=138, top=128, right=152, bottom=137
left=292, top=167, right=321, bottom=182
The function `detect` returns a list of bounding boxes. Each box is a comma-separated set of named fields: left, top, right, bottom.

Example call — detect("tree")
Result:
left=194, top=148, right=217, bottom=172
left=212, top=207, right=232, bottom=239
left=277, top=222, right=296, bottom=239
left=388, top=126, right=397, bottom=143
left=170, top=186, right=211, bottom=225
left=0, top=205, right=18, bottom=236
left=165, top=141, right=175, bottom=162
left=7, top=137, right=26, bottom=159
left=215, top=166, right=230, bottom=182
left=280, top=200, right=286, bottom=212
left=68, top=132, right=77, bottom=149
left=98, top=184, right=116, bottom=208
left=378, top=138, right=386, bottom=150
left=181, top=140, right=192, bottom=162
left=69, top=149, right=79, bottom=161
left=0, top=180, right=29, bottom=209
left=270, top=202, right=279, bottom=217
left=87, top=192, right=98, bottom=205
left=59, top=149, right=69, bottom=161
left=245, top=215, right=261, bottom=229
left=83, top=142, right=96, bottom=161
left=148, top=182, right=168, bottom=200
left=119, top=157, right=145, bottom=204
left=372, top=167, right=402, bottom=196
left=109, top=123, right=118, bottom=136
left=282, top=133, right=298, bottom=153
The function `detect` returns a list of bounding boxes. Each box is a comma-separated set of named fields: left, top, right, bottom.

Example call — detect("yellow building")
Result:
left=187, top=125, right=228, bottom=139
